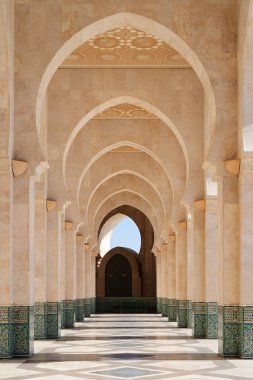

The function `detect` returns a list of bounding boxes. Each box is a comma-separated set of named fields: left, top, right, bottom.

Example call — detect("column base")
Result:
left=0, top=306, right=14, bottom=358
left=218, top=305, right=239, bottom=357
left=62, top=300, right=75, bottom=328
left=13, top=306, right=34, bottom=357
left=84, top=298, right=91, bottom=317
left=177, top=300, right=188, bottom=327
left=35, top=302, right=47, bottom=339
left=187, top=301, right=192, bottom=328
left=206, top=302, right=218, bottom=339
left=168, top=299, right=177, bottom=321
left=239, top=306, right=253, bottom=358
left=75, top=299, right=84, bottom=322
left=161, top=298, right=168, bottom=317
left=46, top=302, right=61, bottom=339
left=192, top=302, right=206, bottom=338
left=157, top=297, right=162, bottom=314
left=91, top=297, right=96, bottom=314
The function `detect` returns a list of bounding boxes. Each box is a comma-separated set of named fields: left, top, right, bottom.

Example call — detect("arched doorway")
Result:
left=105, top=254, right=132, bottom=297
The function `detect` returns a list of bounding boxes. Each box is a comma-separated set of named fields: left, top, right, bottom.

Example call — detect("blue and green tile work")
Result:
left=218, top=305, right=240, bottom=357
left=162, top=298, right=168, bottom=317
left=239, top=306, right=253, bottom=358
left=91, top=297, right=96, bottom=314
left=75, top=299, right=84, bottom=322
left=192, top=302, right=206, bottom=338
left=157, top=297, right=162, bottom=313
left=0, top=306, right=14, bottom=358
left=168, top=299, right=177, bottom=321
left=13, top=306, right=34, bottom=357
left=62, top=300, right=75, bottom=328
left=187, top=300, right=192, bottom=328
left=84, top=298, right=91, bottom=317
left=46, top=302, right=61, bottom=339
left=206, top=302, right=218, bottom=338
left=35, top=302, right=47, bottom=339
left=177, top=300, right=188, bottom=327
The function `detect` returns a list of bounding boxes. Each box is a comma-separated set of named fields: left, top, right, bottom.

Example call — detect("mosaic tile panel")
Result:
left=168, top=299, right=177, bottom=321
left=91, top=297, right=96, bottom=314
left=95, top=298, right=157, bottom=313
left=13, top=306, right=34, bottom=357
left=34, top=302, right=47, bottom=339
left=192, top=302, right=206, bottom=338
left=206, top=302, right=218, bottom=339
left=84, top=298, right=91, bottom=317
left=46, top=302, right=61, bottom=339
left=162, top=298, right=168, bottom=317
left=218, top=305, right=239, bottom=357
left=187, top=300, right=192, bottom=328
left=0, top=306, right=14, bottom=358
left=62, top=300, right=75, bottom=328
left=75, top=299, right=84, bottom=322
left=157, top=297, right=162, bottom=313
left=239, top=306, right=253, bottom=358
left=177, top=300, right=188, bottom=328
left=60, top=301, right=64, bottom=328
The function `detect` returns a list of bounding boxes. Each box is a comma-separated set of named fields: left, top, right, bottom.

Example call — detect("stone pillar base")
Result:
left=157, top=297, right=162, bottom=314
left=161, top=298, right=168, bottom=317
left=13, top=306, right=34, bottom=357
left=168, top=299, right=177, bottom=321
left=192, top=302, right=206, bottom=338
left=75, top=299, right=84, bottom=322
left=187, top=301, right=192, bottom=328
left=62, top=300, right=75, bottom=328
left=84, top=298, right=91, bottom=317
left=91, top=297, right=96, bottom=314
left=46, top=302, right=61, bottom=339
left=206, top=302, right=218, bottom=339
left=35, top=302, right=47, bottom=339
left=177, top=300, right=188, bottom=327
left=0, top=306, right=14, bottom=358
left=218, top=305, right=239, bottom=357
left=239, top=306, right=253, bottom=358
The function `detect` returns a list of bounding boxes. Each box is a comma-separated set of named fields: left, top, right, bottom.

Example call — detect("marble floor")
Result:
left=0, top=314, right=253, bottom=380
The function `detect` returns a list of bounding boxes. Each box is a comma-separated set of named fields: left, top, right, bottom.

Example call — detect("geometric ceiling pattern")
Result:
left=94, top=103, right=158, bottom=119
left=62, top=26, right=190, bottom=68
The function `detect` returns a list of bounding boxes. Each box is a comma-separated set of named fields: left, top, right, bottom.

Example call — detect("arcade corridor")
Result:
left=0, top=314, right=252, bottom=380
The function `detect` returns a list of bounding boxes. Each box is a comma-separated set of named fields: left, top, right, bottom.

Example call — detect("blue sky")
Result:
left=110, top=216, right=141, bottom=253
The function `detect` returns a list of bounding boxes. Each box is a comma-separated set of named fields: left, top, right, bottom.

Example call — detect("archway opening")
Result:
left=99, top=213, right=141, bottom=258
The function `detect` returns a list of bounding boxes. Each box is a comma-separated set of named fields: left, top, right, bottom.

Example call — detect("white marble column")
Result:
left=205, top=198, right=218, bottom=338
left=62, top=222, right=76, bottom=328
left=167, top=236, right=176, bottom=321
left=161, top=243, right=168, bottom=316
left=46, top=201, right=61, bottom=338
left=217, top=173, right=239, bottom=356
left=238, top=157, right=253, bottom=357
left=90, top=252, right=96, bottom=314
left=176, top=221, right=188, bottom=327
left=155, top=251, right=162, bottom=313
left=75, top=235, right=84, bottom=321
left=84, top=245, right=91, bottom=317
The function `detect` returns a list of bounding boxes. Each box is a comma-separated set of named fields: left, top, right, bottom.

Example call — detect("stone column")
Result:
left=238, top=157, right=253, bottom=358
left=217, top=173, right=239, bottom=357
left=62, top=222, right=76, bottom=328
left=0, top=157, right=14, bottom=358
left=205, top=198, right=218, bottom=339
left=34, top=175, right=47, bottom=340
left=59, top=212, right=65, bottom=328
left=46, top=201, right=61, bottom=338
left=13, top=172, right=35, bottom=357
left=192, top=201, right=206, bottom=338
left=90, top=252, right=96, bottom=314
left=176, top=221, right=188, bottom=327
left=155, top=251, right=162, bottom=313
left=161, top=243, right=168, bottom=317
left=75, top=234, right=84, bottom=322
left=167, top=236, right=176, bottom=321
left=84, top=244, right=91, bottom=317
left=186, top=213, right=194, bottom=328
